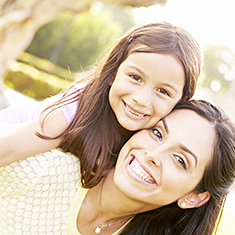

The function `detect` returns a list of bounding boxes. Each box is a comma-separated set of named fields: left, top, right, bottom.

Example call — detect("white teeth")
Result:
left=126, top=105, right=145, bottom=117
left=130, top=159, right=154, bottom=184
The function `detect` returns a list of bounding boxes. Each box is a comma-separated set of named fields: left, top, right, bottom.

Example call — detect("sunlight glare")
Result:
left=133, top=0, right=235, bottom=53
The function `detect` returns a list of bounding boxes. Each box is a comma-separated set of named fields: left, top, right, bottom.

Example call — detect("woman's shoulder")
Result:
left=0, top=149, right=81, bottom=234
left=0, top=149, right=81, bottom=197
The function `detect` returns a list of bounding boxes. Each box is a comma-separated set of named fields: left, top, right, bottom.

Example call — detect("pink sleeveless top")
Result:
left=0, top=85, right=82, bottom=125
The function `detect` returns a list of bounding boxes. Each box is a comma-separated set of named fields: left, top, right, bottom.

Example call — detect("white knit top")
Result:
left=0, top=149, right=80, bottom=235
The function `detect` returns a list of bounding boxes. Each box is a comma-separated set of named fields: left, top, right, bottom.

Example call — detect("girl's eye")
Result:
left=130, top=75, right=142, bottom=83
left=175, top=155, right=187, bottom=169
left=157, top=88, right=170, bottom=96
left=152, top=128, right=163, bottom=141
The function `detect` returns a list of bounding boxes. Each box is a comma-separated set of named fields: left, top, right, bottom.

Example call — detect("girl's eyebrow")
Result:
left=128, top=66, right=180, bottom=93
left=128, top=65, right=145, bottom=76
left=162, top=118, right=198, bottom=167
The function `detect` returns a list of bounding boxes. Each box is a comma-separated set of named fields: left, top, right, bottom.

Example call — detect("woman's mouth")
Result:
left=129, top=157, right=156, bottom=184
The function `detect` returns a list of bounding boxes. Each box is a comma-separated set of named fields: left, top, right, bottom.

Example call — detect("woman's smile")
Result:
left=127, top=155, right=157, bottom=186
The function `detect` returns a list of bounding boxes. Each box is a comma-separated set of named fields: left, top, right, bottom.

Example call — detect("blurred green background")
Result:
left=4, top=1, right=235, bottom=127
left=4, top=2, right=235, bottom=109
left=4, top=3, right=135, bottom=100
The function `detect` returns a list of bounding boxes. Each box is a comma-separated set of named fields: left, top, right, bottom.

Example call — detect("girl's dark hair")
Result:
left=120, top=100, right=235, bottom=235
left=42, top=22, right=203, bottom=188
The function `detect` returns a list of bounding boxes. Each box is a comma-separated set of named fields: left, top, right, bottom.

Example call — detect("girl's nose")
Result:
left=144, top=150, right=161, bottom=167
left=132, top=87, right=151, bottom=107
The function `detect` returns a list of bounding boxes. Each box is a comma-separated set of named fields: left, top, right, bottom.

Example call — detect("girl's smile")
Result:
left=123, top=101, right=149, bottom=120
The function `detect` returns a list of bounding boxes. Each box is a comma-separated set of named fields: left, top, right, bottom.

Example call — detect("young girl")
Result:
left=0, top=21, right=203, bottom=187
left=0, top=100, right=234, bottom=235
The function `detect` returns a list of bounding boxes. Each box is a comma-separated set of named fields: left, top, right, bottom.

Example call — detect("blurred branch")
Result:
left=0, top=0, right=167, bottom=79
left=0, top=0, right=167, bottom=108
left=103, top=0, right=167, bottom=7
left=0, top=0, right=92, bottom=79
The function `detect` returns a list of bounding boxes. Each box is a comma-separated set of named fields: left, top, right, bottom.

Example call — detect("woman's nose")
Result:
left=132, top=87, right=151, bottom=107
left=144, top=150, right=161, bottom=167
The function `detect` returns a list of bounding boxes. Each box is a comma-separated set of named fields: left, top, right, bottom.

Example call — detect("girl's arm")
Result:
left=0, top=108, right=68, bottom=166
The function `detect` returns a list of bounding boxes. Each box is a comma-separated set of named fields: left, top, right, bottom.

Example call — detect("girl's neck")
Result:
left=110, top=108, right=135, bottom=139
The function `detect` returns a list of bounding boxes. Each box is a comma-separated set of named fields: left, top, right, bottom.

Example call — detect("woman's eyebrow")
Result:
left=161, top=118, right=169, bottom=133
left=179, top=144, right=198, bottom=167
left=162, top=118, right=198, bottom=167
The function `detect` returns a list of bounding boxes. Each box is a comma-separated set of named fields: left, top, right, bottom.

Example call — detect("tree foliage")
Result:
left=4, top=3, right=136, bottom=101
left=203, top=43, right=235, bottom=95
left=0, top=0, right=166, bottom=108
left=4, top=59, right=71, bottom=100
left=25, top=3, right=135, bottom=72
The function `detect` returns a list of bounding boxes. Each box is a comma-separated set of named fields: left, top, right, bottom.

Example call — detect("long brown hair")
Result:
left=43, top=22, right=203, bottom=188
left=120, top=100, right=235, bottom=235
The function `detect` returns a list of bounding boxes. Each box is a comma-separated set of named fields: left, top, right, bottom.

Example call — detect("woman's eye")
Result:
left=152, top=128, right=162, bottom=141
left=157, top=88, right=170, bottom=96
left=130, top=75, right=142, bottom=83
left=175, top=155, right=187, bottom=169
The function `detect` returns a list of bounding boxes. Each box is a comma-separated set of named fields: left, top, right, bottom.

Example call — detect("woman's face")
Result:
left=114, top=109, right=215, bottom=211
left=109, top=50, right=185, bottom=131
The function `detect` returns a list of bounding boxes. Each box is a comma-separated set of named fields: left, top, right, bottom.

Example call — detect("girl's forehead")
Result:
left=129, top=46, right=181, bottom=66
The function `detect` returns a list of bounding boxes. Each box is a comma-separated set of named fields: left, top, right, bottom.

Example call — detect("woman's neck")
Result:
left=99, top=171, right=136, bottom=220
left=77, top=169, right=135, bottom=235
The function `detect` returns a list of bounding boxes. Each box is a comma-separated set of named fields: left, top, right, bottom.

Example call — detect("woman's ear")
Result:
left=177, top=191, right=211, bottom=209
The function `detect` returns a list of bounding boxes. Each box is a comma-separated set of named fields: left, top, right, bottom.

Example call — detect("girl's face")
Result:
left=109, top=51, right=185, bottom=131
left=114, top=109, right=215, bottom=212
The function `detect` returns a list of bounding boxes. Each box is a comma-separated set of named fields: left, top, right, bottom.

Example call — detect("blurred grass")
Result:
left=18, top=52, right=73, bottom=80
left=4, top=53, right=72, bottom=101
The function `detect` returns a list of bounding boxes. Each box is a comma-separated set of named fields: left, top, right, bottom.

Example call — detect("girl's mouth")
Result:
left=123, top=101, right=149, bottom=118
left=129, top=156, right=156, bottom=185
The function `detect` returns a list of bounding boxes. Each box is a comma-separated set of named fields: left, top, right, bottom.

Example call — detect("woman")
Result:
left=0, top=100, right=235, bottom=235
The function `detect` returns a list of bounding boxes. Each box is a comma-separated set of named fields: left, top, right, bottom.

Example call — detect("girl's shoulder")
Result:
left=59, top=83, right=86, bottom=125
left=66, top=82, right=86, bottom=95
left=0, top=83, right=86, bottom=125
